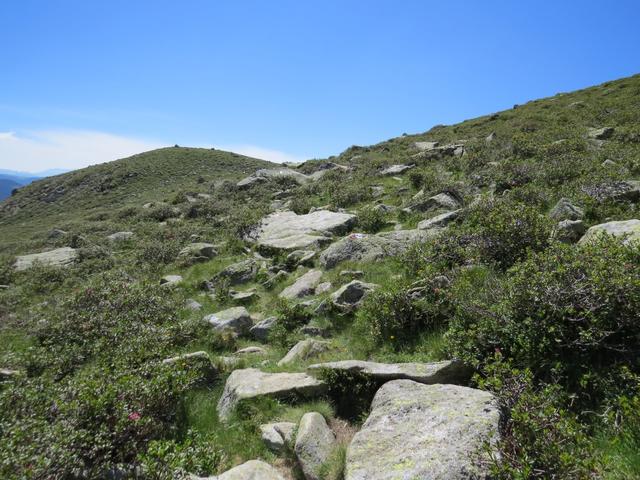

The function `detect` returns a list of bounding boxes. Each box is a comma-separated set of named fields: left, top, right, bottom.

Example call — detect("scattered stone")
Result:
left=230, top=289, right=259, bottom=304
left=549, top=198, right=584, bottom=221
left=379, top=164, right=415, bottom=176
left=250, top=317, right=277, bottom=342
left=308, top=359, right=471, bottom=385
left=235, top=346, right=267, bottom=356
left=260, top=422, right=297, bottom=453
left=372, top=203, right=394, bottom=214
left=417, top=210, right=460, bottom=230
left=191, top=459, right=285, bottom=480
left=279, top=270, right=324, bottom=300
left=47, top=228, right=68, bottom=239
left=414, top=141, right=439, bottom=151
left=587, top=126, right=615, bottom=140
left=263, top=270, right=289, bottom=289
left=217, top=368, right=327, bottom=421
left=406, top=191, right=461, bottom=213
left=554, top=219, right=587, bottom=243
left=278, top=339, right=331, bottom=366
left=370, top=185, right=385, bottom=198
left=314, top=282, right=332, bottom=295
left=583, top=180, right=640, bottom=203
left=107, top=231, right=134, bottom=242
left=0, top=368, right=22, bottom=381
left=602, top=159, right=617, bottom=167
left=248, top=210, right=357, bottom=251
left=14, top=247, right=78, bottom=271
left=579, top=219, right=640, bottom=245
left=287, top=250, right=316, bottom=267
left=295, top=412, right=336, bottom=480
left=178, top=243, right=218, bottom=263
left=161, top=352, right=217, bottom=380
left=214, top=259, right=258, bottom=285
left=204, top=306, right=253, bottom=335
left=331, top=280, right=378, bottom=312
left=185, top=299, right=203, bottom=311
left=216, top=356, right=243, bottom=372
left=160, top=275, right=183, bottom=287
left=237, top=168, right=312, bottom=189
left=345, top=381, right=501, bottom=480
left=300, top=325, right=331, bottom=338
left=339, top=270, right=364, bottom=279
left=485, top=131, right=496, bottom=143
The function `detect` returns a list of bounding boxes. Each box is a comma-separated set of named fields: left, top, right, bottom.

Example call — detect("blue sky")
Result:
left=1, top=0, right=639, bottom=172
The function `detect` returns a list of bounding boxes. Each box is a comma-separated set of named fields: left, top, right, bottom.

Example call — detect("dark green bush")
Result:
left=270, top=300, right=312, bottom=347
left=136, top=238, right=181, bottom=266
left=357, top=206, right=386, bottom=233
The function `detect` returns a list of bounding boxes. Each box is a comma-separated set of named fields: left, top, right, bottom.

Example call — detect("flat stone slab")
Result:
left=248, top=210, right=356, bottom=251
left=417, top=210, right=460, bottom=230
left=14, top=247, right=78, bottom=271
left=107, top=231, right=134, bottom=242
left=579, top=219, right=640, bottom=245
left=191, top=459, right=286, bottom=479
left=278, top=339, right=331, bottom=366
left=204, top=306, right=252, bottom=335
left=345, top=381, right=501, bottom=480
left=279, top=269, right=323, bottom=299
left=237, top=167, right=312, bottom=189
left=308, top=359, right=471, bottom=385
left=217, top=368, right=327, bottom=421
left=379, top=164, right=415, bottom=176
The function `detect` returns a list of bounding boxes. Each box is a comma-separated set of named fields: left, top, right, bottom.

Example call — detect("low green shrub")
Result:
left=356, top=206, right=386, bottom=233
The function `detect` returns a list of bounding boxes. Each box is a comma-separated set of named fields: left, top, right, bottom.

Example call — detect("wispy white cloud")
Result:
left=0, top=129, right=165, bottom=172
left=0, top=129, right=305, bottom=173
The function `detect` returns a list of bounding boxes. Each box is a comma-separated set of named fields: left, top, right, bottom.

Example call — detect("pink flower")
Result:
left=128, top=412, right=141, bottom=421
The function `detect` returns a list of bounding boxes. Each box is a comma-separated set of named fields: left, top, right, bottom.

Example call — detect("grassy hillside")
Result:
left=0, top=74, right=639, bottom=479
left=0, top=147, right=274, bottom=251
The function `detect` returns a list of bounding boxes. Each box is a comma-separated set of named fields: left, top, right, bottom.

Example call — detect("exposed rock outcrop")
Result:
left=278, top=339, right=331, bottom=366
left=579, top=219, right=640, bottom=245
left=295, top=412, right=336, bottom=480
left=204, top=306, right=253, bottom=335
left=14, top=247, right=78, bottom=271
left=279, top=270, right=324, bottom=299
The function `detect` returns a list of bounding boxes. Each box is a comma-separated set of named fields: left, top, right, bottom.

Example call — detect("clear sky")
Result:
left=1, top=0, right=639, bottom=172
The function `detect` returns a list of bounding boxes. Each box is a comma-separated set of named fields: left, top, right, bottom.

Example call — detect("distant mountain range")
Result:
left=0, top=168, right=69, bottom=200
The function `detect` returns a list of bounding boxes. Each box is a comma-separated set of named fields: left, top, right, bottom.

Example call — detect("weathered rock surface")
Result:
left=14, top=247, right=78, bottom=271
left=587, top=126, right=615, bottom=140
left=192, top=459, right=285, bottom=480
left=215, top=259, right=258, bottom=285
left=380, top=164, right=415, bottom=176
left=331, top=280, right=378, bottom=312
left=235, top=346, right=267, bottom=356
left=237, top=168, right=312, bottom=189
left=279, top=269, right=324, bottom=299
left=417, top=210, right=460, bottom=230
left=554, top=219, right=587, bottom=243
left=230, top=289, right=259, bottom=304
left=179, top=242, right=218, bottom=262
left=204, top=306, right=252, bottom=335
left=345, top=381, right=501, bottom=480
left=160, top=275, right=183, bottom=287
left=549, top=198, right=584, bottom=221
left=579, top=219, right=640, bottom=245
left=295, top=412, right=336, bottom=480
left=248, top=210, right=356, bottom=251
left=319, top=229, right=435, bottom=269
left=260, top=422, right=297, bottom=453
left=414, top=141, right=439, bottom=151
left=287, top=249, right=316, bottom=267
left=250, top=316, right=277, bottom=342
left=185, top=299, right=203, bottom=311
left=407, top=191, right=461, bottom=213
left=308, top=359, right=471, bottom=385
left=217, top=368, right=327, bottom=421
left=278, top=339, right=331, bottom=366
left=107, top=231, right=134, bottom=242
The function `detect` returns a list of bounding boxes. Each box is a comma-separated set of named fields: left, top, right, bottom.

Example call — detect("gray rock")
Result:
left=295, top=412, right=336, bottom=480
left=185, top=299, right=203, bottom=311
left=278, top=339, right=331, bottom=366
left=250, top=316, right=277, bottom=342
left=260, top=422, right=297, bottom=453
left=0, top=368, right=22, bottom=381
left=279, top=270, right=324, bottom=300
left=14, top=247, right=78, bottom=271
left=287, top=250, right=316, bottom=267
left=161, top=352, right=217, bottom=379
left=160, top=275, right=183, bottom=287
left=345, top=381, right=501, bottom=480
left=230, top=289, right=259, bottom=304
left=217, top=368, right=327, bottom=421
left=308, top=359, right=471, bottom=385
left=191, top=459, right=285, bottom=479
left=554, top=219, right=587, bottom=243
left=179, top=243, right=218, bottom=262
left=587, top=126, right=615, bottom=140
left=248, top=210, right=357, bottom=251
left=263, top=270, right=289, bottom=289
left=372, top=203, right=394, bottom=213
left=235, top=346, right=267, bottom=356
left=215, top=259, right=258, bottom=285
left=204, top=307, right=252, bottom=335
left=549, top=198, right=584, bottom=221
left=417, top=210, right=460, bottom=230
left=237, top=168, right=313, bottom=189
left=319, top=230, right=435, bottom=269
left=339, top=270, right=364, bottom=279
left=314, top=282, right=332, bottom=295
left=579, top=219, right=640, bottom=245
left=414, top=141, right=439, bottom=151
left=47, top=228, right=68, bottom=239
left=331, top=280, right=378, bottom=312
left=107, top=231, right=134, bottom=242
left=300, top=325, right=331, bottom=338
left=407, top=191, right=461, bottom=213
left=485, top=131, right=496, bottom=143
left=371, top=186, right=385, bottom=198
left=379, top=164, right=415, bottom=176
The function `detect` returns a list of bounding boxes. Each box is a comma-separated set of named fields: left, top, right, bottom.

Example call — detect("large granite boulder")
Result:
left=331, top=280, right=378, bottom=312
left=279, top=270, right=323, bottom=299
left=319, top=229, right=435, bottom=269
left=204, top=307, right=252, bottom=335
left=308, top=359, right=471, bottom=385
left=191, top=459, right=285, bottom=479
left=278, top=339, right=331, bottom=366
left=248, top=210, right=356, bottom=251
left=14, top=247, right=78, bottom=271
left=345, top=381, right=501, bottom=480
left=295, top=412, right=337, bottom=480
left=579, top=219, right=640, bottom=245
left=217, top=368, right=327, bottom=421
